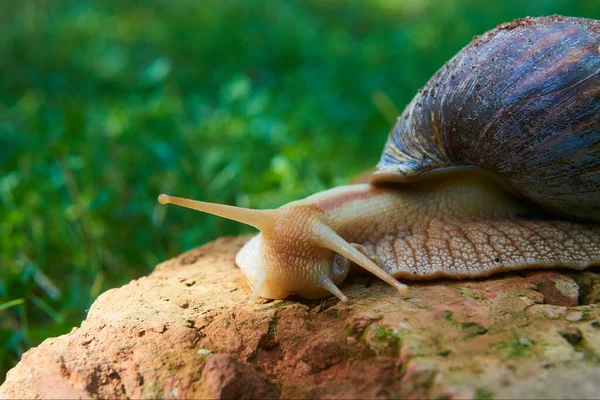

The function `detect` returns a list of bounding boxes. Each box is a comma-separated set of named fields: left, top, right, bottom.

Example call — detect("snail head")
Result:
left=158, top=194, right=408, bottom=304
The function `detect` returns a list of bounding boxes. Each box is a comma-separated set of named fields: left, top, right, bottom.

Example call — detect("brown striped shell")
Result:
left=372, top=16, right=600, bottom=221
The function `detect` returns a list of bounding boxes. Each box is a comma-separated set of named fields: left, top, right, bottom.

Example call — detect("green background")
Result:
left=1, top=0, right=598, bottom=381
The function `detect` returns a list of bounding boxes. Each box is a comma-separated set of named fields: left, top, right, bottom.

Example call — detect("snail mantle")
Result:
left=2, top=236, right=600, bottom=399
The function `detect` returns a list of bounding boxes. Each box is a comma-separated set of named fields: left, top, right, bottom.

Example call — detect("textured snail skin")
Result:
left=374, top=16, right=600, bottom=221
left=159, top=16, right=600, bottom=303
left=233, top=176, right=600, bottom=302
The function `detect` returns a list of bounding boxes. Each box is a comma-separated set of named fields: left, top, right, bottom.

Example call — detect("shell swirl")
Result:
left=373, top=16, right=600, bottom=221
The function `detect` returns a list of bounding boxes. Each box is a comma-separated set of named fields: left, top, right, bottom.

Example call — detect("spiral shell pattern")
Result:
left=374, top=16, right=600, bottom=221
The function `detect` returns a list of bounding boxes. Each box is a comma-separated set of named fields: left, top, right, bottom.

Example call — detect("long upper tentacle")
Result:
left=158, top=194, right=278, bottom=231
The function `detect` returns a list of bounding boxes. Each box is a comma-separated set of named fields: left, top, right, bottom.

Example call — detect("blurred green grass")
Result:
left=1, top=0, right=598, bottom=381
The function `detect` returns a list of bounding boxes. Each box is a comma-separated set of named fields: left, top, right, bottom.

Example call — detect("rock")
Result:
left=199, top=354, right=276, bottom=399
left=533, top=272, right=580, bottom=307
left=1, top=236, right=599, bottom=399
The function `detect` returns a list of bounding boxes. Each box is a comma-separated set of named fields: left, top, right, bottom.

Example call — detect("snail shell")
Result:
left=373, top=16, right=600, bottom=221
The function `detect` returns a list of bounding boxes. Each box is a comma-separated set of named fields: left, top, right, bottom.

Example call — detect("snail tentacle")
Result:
left=318, top=275, right=348, bottom=304
left=311, top=220, right=409, bottom=295
left=158, top=193, right=278, bottom=230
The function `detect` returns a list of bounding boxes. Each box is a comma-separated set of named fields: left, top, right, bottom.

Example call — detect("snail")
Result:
left=159, top=16, right=600, bottom=304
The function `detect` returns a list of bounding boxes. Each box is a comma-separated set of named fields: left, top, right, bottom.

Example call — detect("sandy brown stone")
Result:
left=199, top=354, right=276, bottom=399
left=1, top=236, right=599, bottom=399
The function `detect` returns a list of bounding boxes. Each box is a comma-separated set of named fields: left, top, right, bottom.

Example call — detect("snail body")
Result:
left=159, top=16, right=600, bottom=304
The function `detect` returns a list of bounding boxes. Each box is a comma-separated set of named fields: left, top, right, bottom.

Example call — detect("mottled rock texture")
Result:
left=1, top=236, right=599, bottom=399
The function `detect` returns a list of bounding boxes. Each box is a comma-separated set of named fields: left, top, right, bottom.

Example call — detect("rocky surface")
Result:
left=1, top=236, right=599, bottom=399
